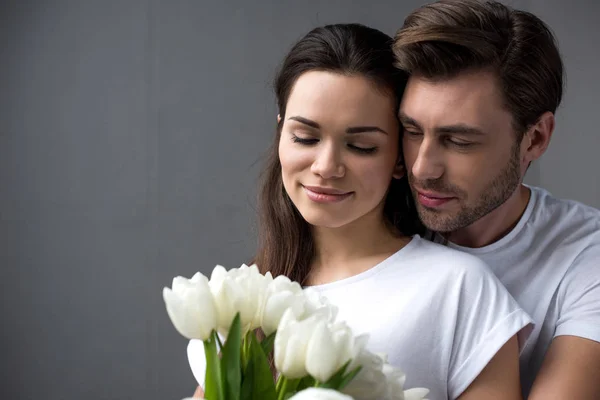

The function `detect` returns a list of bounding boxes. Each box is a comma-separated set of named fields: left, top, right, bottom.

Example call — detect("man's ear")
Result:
left=393, top=159, right=405, bottom=179
left=521, top=111, right=555, bottom=165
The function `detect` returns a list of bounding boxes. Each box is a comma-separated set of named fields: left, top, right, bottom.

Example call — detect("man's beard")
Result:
left=409, top=144, right=522, bottom=233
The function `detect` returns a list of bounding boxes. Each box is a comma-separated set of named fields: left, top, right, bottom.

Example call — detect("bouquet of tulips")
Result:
left=163, top=264, right=429, bottom=400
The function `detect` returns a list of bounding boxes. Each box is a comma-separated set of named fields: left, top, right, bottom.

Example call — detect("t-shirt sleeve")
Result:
left=447, top=256, right=534, bottom=399
left=554, top=243, right=600, bottom=342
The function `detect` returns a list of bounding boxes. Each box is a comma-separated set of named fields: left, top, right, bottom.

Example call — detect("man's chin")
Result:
left=417, top=208, right=459, bottom=233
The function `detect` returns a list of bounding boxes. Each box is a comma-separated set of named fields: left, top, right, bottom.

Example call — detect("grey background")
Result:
left=1, top=1, right=597, bottom=399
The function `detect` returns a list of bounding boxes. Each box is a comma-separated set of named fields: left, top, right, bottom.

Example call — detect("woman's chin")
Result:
left=300, top=211, right=354, bottom=230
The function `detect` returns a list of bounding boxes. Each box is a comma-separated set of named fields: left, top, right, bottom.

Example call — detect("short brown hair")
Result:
left=393, top=0, right=564, bottom=137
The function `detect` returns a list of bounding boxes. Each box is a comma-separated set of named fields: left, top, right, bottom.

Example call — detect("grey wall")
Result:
left=1, top=1, right=596, bottom=399
left=523, top=0, right=600, bottom=208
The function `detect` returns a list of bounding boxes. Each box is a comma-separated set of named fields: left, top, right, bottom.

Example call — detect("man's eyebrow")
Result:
left=399, top=112, right=486, bottom=136
left=398, top=112, right=422, bottom=130
left=435, top=125, right=486, bottom=136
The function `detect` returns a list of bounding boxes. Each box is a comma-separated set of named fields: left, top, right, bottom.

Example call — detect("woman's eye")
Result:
left=291, top=134, right=318, bottom=145
left=348, top=144, right=377, bottom=154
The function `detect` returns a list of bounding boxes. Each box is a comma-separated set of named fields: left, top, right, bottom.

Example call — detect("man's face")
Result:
left=400, top=69, right=524, bottom=232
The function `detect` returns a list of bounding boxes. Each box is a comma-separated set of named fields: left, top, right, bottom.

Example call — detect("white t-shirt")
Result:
left=427, top=185, right=600, bottom=395
left=310, top=236, right=532, bottom=400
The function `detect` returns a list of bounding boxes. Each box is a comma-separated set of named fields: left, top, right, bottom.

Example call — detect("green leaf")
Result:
left=337, top=365, right=362, bottom=391
left=204, top=334, right=225, bottom=400
left=240, top=331, right=277, bottom=400
left=317, top=360, right=351, bottom=390
left=221, top=313, right=242, bottom=400
left=260, top=331, right=277, bottom=357
left=295, top=375, right=316, bottom=392
left=215, top=332, right=224, bottom=350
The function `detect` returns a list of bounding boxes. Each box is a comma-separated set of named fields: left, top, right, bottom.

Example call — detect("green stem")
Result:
left=276, top=376, right=289, bottom=400
left=243, top=330, right=253, bottom=368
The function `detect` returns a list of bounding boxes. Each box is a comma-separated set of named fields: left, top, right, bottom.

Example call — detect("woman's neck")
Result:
left=307, top=211, right=410, bottom=285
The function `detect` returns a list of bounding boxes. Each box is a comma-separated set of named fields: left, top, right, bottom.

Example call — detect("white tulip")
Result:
left=208, top=264, right=272, bottom=334
left=275, top=308, right=357, bottom=382
left=257, top=273, right=336, bottom=336
left=234, top=264, right=273, bottom=330
left=381, top=362, right=429, bottom=400
left=402, top=388, right=429, bottom=400
left=261, top=275, right=304, bottom=335
left=382, top=363, right=408, bottom=400
left=302, top=287, right=338, bottom=322
left=341, top=349, right=388, bottom=399
left=341, top=348, right=429, bottom=400
left=163, top=272, right=217, bottom=341
left=274, top=309, right=320, bottom=378
left=305, top=320, right=356, bottom=382
left=288, top=388, right=354, bottom=400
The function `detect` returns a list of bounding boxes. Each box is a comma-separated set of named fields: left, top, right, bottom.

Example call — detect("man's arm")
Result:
left=529, top=241, right=600, bottom=399
left=528, top=335, right=600, bottom=399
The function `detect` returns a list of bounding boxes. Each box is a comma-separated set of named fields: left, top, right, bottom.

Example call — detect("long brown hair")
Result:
left=254, top=23, right=423, bottom=284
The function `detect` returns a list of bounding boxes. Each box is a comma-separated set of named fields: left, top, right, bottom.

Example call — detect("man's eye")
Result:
left=446, top=138, right=474, bottom=148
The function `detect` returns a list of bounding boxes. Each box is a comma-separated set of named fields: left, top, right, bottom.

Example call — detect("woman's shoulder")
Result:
left=408, top=235, right=493, bottom=273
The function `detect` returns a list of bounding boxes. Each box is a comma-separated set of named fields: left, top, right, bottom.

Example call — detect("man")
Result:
left=394, top=0, right=600, bottom=398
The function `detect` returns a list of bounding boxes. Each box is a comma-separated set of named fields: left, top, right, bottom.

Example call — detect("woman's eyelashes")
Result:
left=290, top=133, right=378, bottom=154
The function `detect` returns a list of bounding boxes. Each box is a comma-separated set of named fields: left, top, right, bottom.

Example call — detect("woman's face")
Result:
left=279, top=70, right=403, bottom=229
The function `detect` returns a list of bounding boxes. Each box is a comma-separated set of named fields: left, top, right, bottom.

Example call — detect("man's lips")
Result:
left=416, top=190, right=456, bottom=208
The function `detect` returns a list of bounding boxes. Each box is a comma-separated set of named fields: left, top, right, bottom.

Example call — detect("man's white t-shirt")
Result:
left=310, top=236, right=532, bottom=399
left=427, top=185, right=600, bottom=395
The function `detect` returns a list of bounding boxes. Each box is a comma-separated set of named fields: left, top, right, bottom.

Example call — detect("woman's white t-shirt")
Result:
left=310, top=235, right=532, bottom=399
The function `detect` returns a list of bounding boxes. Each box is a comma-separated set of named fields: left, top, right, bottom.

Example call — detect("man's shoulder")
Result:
left=528, top=186, right=599, bottom=276
left=408, top=236, right=497, bottom=281
left=532, top=186, right=600, bottom=221
left=530, top=186, right=600, bottom=237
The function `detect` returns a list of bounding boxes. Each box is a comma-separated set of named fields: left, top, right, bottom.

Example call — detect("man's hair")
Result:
left=393, top=0, right=564, bottom=138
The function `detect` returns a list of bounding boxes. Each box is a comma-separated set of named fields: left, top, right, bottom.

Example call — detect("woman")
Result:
left=191, top=23, right=531, bottom=399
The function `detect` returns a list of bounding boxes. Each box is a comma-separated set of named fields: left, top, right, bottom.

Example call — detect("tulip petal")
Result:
left=288, top=388, right=354, bottom=400
left=187, top=339, right=206, bottom=388
left=403, top=388, right=430, bottom=400
left=306, top=321, right=338, bottom=382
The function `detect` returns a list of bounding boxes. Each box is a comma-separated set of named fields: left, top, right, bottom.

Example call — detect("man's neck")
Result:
left=443, top=184, right=532, bottom=248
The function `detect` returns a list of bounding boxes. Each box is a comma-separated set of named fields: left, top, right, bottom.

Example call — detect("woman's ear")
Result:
left=277, top=114, right=281, bottom=124
left=393, top=159, right=405, bottom=179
